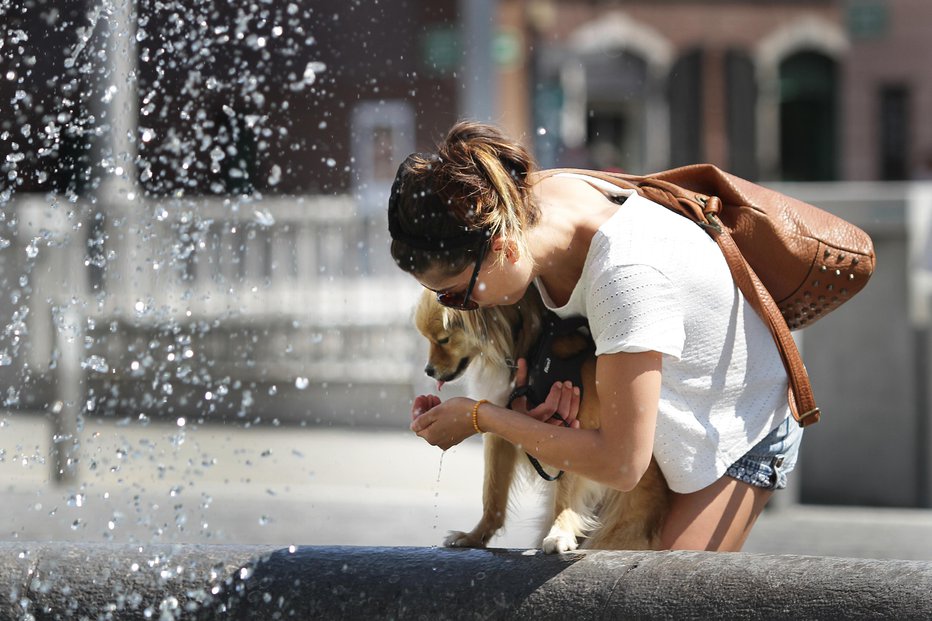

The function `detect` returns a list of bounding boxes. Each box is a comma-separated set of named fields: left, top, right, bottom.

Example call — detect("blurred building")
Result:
left=1, top=1, right=932, bottom=506
left=495, top=0, right=932, bottom=183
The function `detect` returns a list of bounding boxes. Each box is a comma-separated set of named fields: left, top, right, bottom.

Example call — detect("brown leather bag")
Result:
left=542, top=165, right=877, bottom=427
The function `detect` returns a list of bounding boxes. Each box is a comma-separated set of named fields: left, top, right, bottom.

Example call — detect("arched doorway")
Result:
left=581, top=49, right=649, bottom=172
left=555, top=12, right=673, bottom=172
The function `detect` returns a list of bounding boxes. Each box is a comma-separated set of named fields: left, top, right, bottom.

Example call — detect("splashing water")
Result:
left=433, top=451, right=445, bottom=537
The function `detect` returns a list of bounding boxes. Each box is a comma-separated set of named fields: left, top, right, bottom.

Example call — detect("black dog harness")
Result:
left=507, top=312, right=595, bottom=481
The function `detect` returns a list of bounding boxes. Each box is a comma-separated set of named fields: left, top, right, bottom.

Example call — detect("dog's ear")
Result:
left=414, top=288, right=441, bottom=334
left=442, top=306, right=465, bottom=331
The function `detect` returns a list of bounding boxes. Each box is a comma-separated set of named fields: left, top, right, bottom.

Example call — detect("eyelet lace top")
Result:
left=534, top=173, right=791, bottom=493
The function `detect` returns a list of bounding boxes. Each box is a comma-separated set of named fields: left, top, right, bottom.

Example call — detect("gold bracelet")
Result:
left=471, top=399, right=489, bottom=434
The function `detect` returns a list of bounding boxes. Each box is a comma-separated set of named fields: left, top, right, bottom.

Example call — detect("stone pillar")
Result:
left=703, top=47, right=728, bottom=168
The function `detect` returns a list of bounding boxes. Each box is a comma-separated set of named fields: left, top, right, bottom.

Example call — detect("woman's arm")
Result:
left=411, top=350, right=662, bottom=492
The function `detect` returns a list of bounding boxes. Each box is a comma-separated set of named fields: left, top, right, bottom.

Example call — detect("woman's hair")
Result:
left=387, top=120, right=539, bottom=277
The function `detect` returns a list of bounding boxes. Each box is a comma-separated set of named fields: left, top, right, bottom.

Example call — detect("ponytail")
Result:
left=388, top=121, right=538, bottom=277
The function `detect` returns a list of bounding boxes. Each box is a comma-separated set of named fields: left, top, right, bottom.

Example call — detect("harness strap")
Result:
left=507, top=312, right=594, bottom=482
left=507, top=386, right=569, bottom=481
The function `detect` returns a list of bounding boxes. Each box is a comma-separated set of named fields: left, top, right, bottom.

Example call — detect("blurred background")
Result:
left=0, top=0, right=931, bottom=553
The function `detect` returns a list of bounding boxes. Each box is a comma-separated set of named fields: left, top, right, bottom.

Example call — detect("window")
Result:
left=879, top=85, right=910, bottom=180
left=350, top=101, right=414, bottom=215
left=779, top=51, right=839, bottom=181
left=668, top=50, right=703, bottom=169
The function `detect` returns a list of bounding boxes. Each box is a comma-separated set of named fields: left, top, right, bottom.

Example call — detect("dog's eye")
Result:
left=436, top=337, right=450, bottom=345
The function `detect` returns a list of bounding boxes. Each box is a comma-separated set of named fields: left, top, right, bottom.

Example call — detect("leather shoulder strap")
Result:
left=707, top=221, right=820, bottom=426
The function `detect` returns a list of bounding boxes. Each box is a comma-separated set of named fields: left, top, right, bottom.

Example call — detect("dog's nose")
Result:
left=424, top=364, right=436, bottom=378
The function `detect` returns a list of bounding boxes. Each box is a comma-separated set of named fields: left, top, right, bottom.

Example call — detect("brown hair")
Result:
left=387, top=121, right=539, bottom=277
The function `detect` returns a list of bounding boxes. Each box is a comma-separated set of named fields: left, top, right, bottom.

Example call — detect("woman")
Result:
left=387, top=121, right=802, bottom=551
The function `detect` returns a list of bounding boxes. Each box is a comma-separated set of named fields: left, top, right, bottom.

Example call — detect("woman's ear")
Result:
left=492, top=237, right=520, bottom=263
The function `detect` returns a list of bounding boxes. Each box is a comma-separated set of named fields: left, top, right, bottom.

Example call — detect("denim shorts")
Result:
left=725, top=416, right=803, bottom=490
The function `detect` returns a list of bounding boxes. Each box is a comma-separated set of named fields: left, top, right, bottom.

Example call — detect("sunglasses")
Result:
left=435, top=242, right=489, bottom=311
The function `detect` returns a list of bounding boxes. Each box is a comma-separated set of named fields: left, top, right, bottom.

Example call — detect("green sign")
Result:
left=847, top=0, right=889, bottom=39
left=422, top=28, right=461, bottom=74
left=493, top=32, right=522, bottom=67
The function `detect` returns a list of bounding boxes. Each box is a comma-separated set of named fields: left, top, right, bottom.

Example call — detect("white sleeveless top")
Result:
left=534, top=173, right=790, bottom=493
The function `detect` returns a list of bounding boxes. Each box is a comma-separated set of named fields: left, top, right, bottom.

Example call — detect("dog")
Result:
left=414, top=286, right=670, bottom=553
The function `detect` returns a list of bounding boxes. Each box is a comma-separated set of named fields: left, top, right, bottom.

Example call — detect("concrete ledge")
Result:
left=3, top=543, right=931, bottom=619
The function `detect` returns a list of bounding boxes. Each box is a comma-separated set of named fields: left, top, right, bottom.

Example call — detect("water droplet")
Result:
left=537, top=127, right=547, bottom=136
left=295, top=377, right=309, bottom=390
left=267, top=165, right=282, bottom=186
left=303, top=61, right=326, bottom=85
left=253, top=209, right=275, bottom=227
left=81, top=355, right=109, bottom=374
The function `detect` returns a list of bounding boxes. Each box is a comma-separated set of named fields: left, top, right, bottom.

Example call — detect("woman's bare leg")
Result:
left=660, top=476, right=773, bottom=551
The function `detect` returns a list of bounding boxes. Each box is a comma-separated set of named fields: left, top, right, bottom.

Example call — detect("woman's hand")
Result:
left=409, top=357, right=581, bottom=451
left=511, top=358, right=581, bottom=428
left=412, top=394, right=441, bottom=420
left=410, top=395, right=476, bottom=451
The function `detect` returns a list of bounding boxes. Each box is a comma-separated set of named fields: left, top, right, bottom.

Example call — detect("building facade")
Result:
left=494, top=0, right=932, bottom=183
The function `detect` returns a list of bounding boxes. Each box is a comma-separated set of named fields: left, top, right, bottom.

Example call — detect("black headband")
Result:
left=388, top=211, right=488, bottom=251
left=387, top=154, right=489, bottom=251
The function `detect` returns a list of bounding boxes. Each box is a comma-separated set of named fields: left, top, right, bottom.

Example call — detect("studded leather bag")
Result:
left=541, top=165, right=876, bottom=427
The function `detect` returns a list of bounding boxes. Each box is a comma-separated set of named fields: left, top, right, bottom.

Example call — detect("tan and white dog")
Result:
left=414, top=287, right=670, bottom=553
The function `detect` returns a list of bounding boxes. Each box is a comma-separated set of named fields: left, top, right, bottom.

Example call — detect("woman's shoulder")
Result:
left=530, top=169, right=595, bottom=191
left=591, top=195, right=712, bottom=267
left=530, top=169, right=627, bottom=212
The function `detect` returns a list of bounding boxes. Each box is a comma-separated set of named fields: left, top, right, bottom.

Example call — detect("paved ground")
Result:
left=1, top=412, right=931, bottom=560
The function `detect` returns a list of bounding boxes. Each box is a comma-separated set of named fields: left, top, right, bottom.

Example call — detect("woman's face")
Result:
left=417, top=239, right=534, bottom=309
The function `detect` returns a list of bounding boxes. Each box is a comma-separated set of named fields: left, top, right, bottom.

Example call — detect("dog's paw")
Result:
left=542, top=531, right=578, bottom=554
left=444, top=530, right=488, bottom=549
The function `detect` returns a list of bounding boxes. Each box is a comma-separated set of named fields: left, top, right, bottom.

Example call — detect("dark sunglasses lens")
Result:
left=437, top=291, right=479, bottom=311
